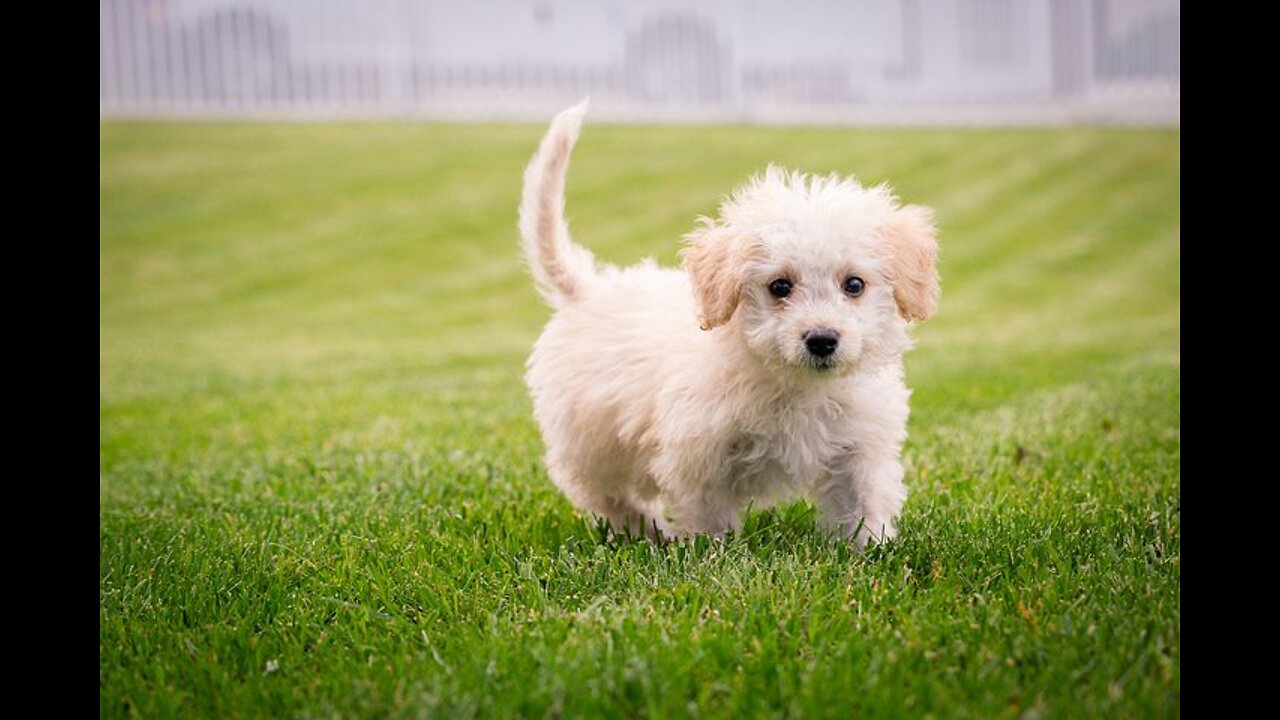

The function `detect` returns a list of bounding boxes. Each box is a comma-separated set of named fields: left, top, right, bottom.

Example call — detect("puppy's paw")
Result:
left=842, top=516, right=896, bottom=553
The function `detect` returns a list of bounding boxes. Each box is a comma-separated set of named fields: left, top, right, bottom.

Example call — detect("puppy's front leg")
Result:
left=662, top=484, right=742, bottom=540
left=651, top=443, right=742, bottom=539
left=816, top=454, right=908, bottom=551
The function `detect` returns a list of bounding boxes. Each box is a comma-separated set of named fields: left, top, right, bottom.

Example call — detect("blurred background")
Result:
left=100, top=0, right=1179, bottom=125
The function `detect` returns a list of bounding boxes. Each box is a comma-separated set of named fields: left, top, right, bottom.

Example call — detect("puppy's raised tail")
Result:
left=519, top=99, right=598, bottom=307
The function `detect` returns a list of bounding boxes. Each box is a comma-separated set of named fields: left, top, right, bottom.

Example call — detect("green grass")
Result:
left=100, top=121, right=1180, bottom=718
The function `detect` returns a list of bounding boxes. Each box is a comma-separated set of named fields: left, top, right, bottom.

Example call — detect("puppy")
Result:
left=520, top=101, right=939, bottom=548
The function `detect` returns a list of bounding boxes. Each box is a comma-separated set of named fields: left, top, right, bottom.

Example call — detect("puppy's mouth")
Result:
left=805, top=356, right=839, bottom=372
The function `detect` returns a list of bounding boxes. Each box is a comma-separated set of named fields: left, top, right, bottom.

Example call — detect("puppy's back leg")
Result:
left=597, top=493, right=664, bottom=542
left=547, top=462, right=663, bottom=541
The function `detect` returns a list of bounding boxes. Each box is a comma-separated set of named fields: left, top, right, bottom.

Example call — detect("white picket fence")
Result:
left=99, top=0, right=1180, bottom=125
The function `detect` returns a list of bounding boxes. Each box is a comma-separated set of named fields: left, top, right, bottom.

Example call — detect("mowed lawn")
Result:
left=100, top=121, right=1179, bottom=718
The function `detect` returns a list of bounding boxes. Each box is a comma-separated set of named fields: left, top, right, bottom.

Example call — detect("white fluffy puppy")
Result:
left=520, top=102, right=939, bottom=548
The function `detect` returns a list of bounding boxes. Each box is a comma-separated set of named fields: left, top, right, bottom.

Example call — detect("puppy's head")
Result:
left=682, top=166, right=939, bottom=376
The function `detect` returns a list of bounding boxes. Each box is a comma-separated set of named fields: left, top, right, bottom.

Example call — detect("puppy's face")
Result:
left=683, top=168, right=939, bottom=376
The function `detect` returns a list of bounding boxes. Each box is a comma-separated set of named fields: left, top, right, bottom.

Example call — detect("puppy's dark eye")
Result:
left=768, top=278, right=792, bottom=298
left=843, top=276, right=866, bottom=297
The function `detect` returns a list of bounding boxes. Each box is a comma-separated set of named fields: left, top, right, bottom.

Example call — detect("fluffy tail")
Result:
left=519, top=99, right=597, bottom=306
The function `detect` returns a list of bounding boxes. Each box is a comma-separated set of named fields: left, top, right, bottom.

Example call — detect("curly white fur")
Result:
left=520, top=101, right=940, bottom=549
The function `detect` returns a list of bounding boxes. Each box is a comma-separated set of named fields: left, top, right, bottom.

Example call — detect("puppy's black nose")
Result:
left=803, top=329, right=840, bottom=358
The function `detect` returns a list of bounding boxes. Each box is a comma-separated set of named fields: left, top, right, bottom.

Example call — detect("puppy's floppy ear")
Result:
left=682, top=219, right=755, bottom=330
left=882, top=204, right=940, bottom=321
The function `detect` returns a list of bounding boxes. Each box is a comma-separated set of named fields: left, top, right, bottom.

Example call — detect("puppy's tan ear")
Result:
left=883, top=204, right=940, bottom=321
left=682, top=220, right=753, bottom=330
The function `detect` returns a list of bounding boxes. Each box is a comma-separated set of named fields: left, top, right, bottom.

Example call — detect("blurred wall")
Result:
left=99, top=0, right=1179, bottom=124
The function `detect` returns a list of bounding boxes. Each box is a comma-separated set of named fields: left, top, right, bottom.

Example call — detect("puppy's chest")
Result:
left=727, top=398, right=853, bottom=484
